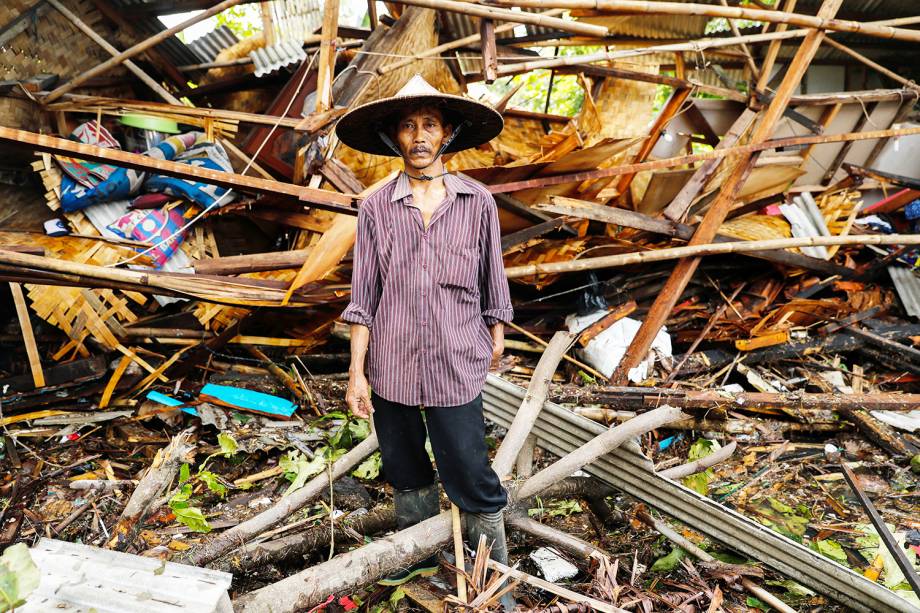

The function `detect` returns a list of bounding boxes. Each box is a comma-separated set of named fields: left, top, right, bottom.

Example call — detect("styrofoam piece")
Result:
left=529, top=547, right=579, bottom=582
left=21, top=538, right=232, bottom=612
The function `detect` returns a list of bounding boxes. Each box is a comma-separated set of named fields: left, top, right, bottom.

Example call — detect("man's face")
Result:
left=393, top=106, right=452, bottom=170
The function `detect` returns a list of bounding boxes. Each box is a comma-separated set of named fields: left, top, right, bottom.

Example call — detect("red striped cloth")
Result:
left=342, top=172, right=514, bottom=407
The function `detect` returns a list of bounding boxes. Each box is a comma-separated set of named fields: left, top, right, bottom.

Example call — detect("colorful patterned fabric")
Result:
left=56, top=121, right=120, bottom=189
left=107, top=206, right=187, bottom=268
left=145, top=133, right=235, bottom=209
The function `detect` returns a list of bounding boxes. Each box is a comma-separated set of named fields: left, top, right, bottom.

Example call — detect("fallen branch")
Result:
left=508, top=515, right=608, bottom=559
left=216, top=505, right=395, bottom=573
left=106, top=428, right=194, bottom=551
left=516, top=406, right=686, bottom=499
left=492, top=331, right=575, bottom=477
left=659, top=441, right=738, bottom=480
left=186, top=433, right=378, bottom=566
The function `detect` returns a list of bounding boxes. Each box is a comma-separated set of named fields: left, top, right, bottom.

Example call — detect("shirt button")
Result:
left=421, top=321, right=427, bottom=326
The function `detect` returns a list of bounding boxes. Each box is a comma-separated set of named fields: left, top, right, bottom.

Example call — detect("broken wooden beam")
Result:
left=9, top=283, right=45, bottom=388
left=193, top=249, right=312, bottom=275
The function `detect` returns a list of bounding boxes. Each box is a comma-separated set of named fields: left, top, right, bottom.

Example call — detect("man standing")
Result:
left=336, top=74, right=515, bottom=605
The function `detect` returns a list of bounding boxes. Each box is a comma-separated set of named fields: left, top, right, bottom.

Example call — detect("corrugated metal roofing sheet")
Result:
left=250, top=39, right=307, bottom=77
left=187, top=25, right=240, bottom=62
left=889, top=266, right=920, bottom=319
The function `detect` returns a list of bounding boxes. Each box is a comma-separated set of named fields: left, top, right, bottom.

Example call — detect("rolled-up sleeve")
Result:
left=341, top=204, right=381, bottom=328
left=479, top=196, right=514, bottom=326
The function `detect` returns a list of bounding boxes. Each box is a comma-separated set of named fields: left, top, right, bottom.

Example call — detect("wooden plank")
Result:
left=611, top=0, right=843, bottom=384
left=480, top=18, right=498, bottom=83
left=0, top=127, right=357, bottom=213
left=314, top=0, right=341, bottom=113
left=9, top=282, right=45, bottom=388
left=194, top=249, right=312, bottom=275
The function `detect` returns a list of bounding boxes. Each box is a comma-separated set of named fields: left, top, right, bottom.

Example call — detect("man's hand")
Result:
left=346, top=371, right=373, bottom=419
left=490, top=323, right=504, bottom=370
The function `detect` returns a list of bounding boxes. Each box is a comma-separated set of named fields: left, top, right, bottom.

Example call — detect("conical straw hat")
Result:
left=335, top=74, right=503, bottom=157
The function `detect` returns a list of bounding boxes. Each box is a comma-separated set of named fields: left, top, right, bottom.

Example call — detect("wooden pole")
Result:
left=489, top=0, right=920, bottom=44
left=502, top=234, right=920, bottom=279
left=613, top=86, right=692, bottom=206
left=491, top=331, right=575, bottom=478
left=314, top=0, right=341, bottom=113
left=497, top=28, right=810, bottom=77
left=45, top=0, right=246, bottom=103
left=384, top=0, right=608, bottom=38
left=480, top=18, right=498, bottom=84
left=9, top=283, right=45, bottom=388
left=719, top=0, right=760, bottom=82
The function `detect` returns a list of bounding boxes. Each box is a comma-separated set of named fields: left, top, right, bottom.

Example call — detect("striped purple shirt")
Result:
left=341, top=171, right=514, bottom=407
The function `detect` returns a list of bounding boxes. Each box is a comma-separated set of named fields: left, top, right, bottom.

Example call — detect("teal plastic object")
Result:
left=200, top=383, right=297, bottom=418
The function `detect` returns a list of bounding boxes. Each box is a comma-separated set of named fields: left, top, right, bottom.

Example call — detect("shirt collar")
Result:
left=390, top=171, right=476, bottom=205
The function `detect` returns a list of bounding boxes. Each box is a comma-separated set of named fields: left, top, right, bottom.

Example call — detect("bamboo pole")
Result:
left=490, top=0, right=920, bottom=44
left=385, top=0, right=607, bottom=38
left=451, top=503, right=467, bottom=603
left=44, top=0, right=246, bottom=102
left=503, top=234, right=920, bottom=279
left=489, top=122, right=920, bottom=194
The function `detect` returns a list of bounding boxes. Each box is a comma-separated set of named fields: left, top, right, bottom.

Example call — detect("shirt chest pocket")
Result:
left=438, top=245, right=478, bottom=293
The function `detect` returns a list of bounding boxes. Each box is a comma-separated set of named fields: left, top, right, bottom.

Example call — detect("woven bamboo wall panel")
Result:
left=1, top=0, right=130, bottom=93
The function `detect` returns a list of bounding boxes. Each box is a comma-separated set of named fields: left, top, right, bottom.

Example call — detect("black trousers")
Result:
left=371, top=390, right=507, bottom=513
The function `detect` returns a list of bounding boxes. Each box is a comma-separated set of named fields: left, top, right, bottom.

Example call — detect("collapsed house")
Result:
left=0, top=0, right=919, bottom=611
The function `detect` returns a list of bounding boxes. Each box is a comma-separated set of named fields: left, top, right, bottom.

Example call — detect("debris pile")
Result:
left=1, top=0, right=919, bottom=611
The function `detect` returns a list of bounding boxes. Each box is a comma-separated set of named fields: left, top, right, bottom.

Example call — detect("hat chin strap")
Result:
left=376, top=120, right=471, bottom=181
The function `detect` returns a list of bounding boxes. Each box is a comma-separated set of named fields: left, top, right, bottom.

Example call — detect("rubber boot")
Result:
left=465, top=509, right=517, bottom=611
left=378, top=483, right=441, bottom=586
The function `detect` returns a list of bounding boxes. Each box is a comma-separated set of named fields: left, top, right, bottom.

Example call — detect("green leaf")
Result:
left=682, top=438, right=720, bottom=495
left=687, top=438, right=719, bottom=462
left=217, top=432, right=238, bottom=456
left=348, top=419, right=371, bottom=442
left=546, top=499, right=582, bottom=517
left=746, top=596, right=771, bottom=611
left=811, top=539, right=848, bottom=564
left=765, top=579, right=815, bottom=597
left=0, top=543, right=40, bottom=613
left=169, top=483, right=192, bottom=507
left=682, top=471, right=713, bottom=495
left=651, top=546, right=686, bottom=572
left=280, top=451, right=326, bottom=496
left=198, top=470, right=228, bottom=497
left=388, top=586, right=406, bottom=609
left=352, top=452, right=382, bottom=481
left=911, top=454, right=920, bottom=474
left=172, top=505, right=211, bottom=533
left=179, top=463, right=191, bottom=484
